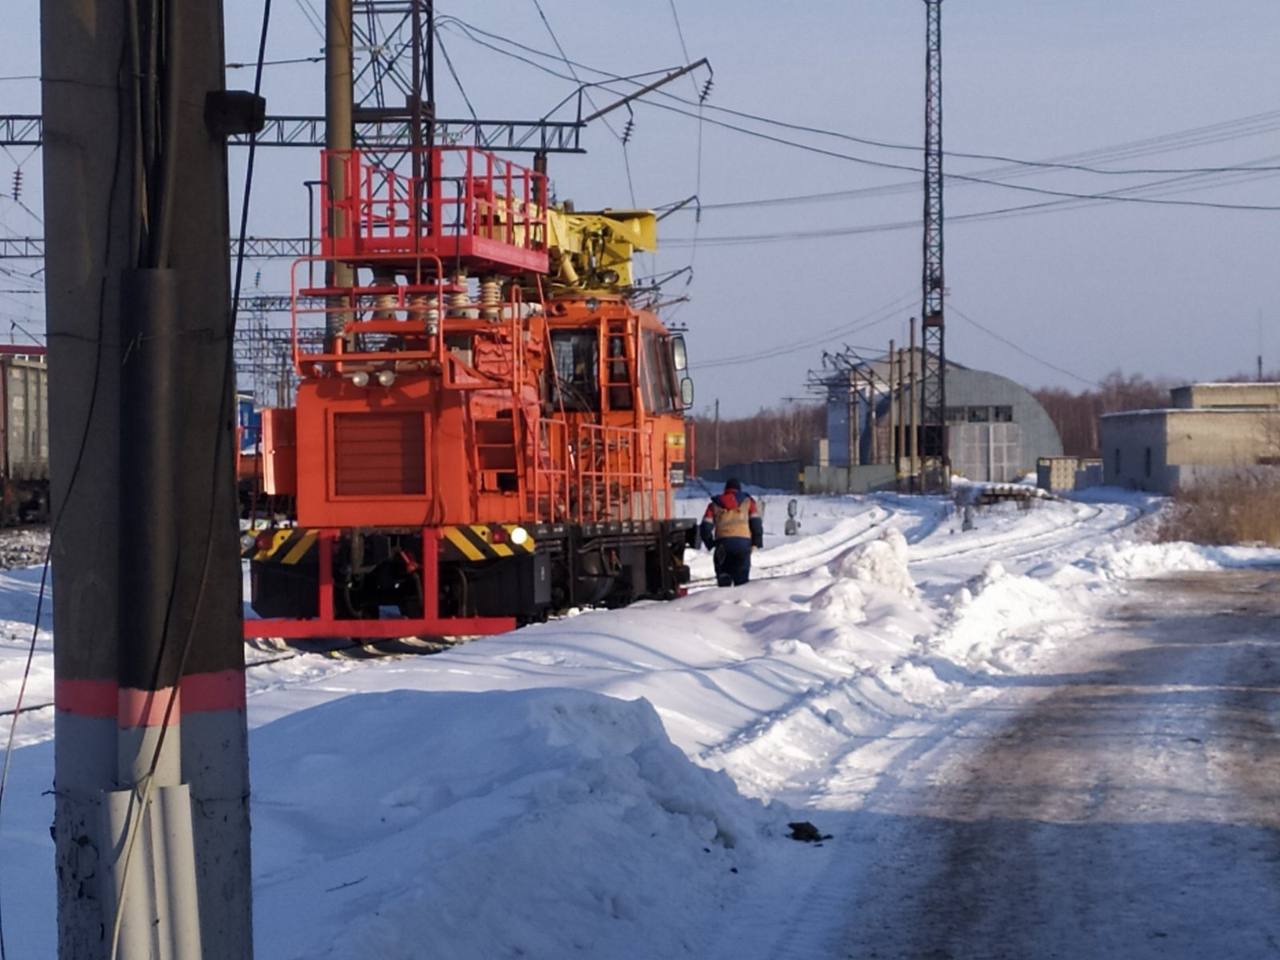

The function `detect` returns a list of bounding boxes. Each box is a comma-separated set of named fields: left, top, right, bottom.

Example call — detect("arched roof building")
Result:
left=821, top=354, right=1062, bottom=485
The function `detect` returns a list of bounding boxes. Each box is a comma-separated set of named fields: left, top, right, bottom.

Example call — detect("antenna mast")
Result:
left=919, top=0, right=948, bottom=492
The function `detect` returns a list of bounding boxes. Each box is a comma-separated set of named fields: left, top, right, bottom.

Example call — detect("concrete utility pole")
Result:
left=889, top=339, right=898, bottom=481
left=847, top=371, right=859, bottom=471
left=42, top=2, right=254, bottom=956
left=909, top=316, right=920, bottom=491
left=714, top=398, right=721, bottom=469
left=896, top=346, right=907, bottom=489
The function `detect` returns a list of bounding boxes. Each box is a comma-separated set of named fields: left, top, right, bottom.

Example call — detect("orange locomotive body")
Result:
left=246, top=147, right=695, bottom=638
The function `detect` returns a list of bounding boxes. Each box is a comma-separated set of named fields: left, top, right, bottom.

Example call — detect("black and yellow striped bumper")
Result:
left=250, top=528, right=319, bottom=564
left=247, top=525, right=536, bottom=565
left=439, top=524, right=536, bottom=562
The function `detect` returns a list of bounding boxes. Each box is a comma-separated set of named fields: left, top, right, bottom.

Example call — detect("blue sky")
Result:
left=4, top=1, right=1280, bottom=414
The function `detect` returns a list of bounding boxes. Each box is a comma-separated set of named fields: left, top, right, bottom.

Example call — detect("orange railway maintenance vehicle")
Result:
left=245, top=146, right=696, bottom=639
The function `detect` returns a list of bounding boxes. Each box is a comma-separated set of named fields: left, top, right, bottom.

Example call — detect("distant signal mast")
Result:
left=919, top=0, right=948, bottom=492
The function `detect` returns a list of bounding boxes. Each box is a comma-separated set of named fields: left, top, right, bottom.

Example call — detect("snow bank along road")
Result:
left=4, top=490, right=1280, bottom=958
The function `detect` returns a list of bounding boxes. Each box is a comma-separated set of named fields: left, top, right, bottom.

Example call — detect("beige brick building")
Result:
left=1100, top=383, right=1280, bottom=493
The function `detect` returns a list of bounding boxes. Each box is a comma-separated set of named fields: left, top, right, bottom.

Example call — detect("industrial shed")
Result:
left=941, top=367, right=1064, bottom=482
left=1101, top=383, right=1280, bottom=493
left=812, top=355, right=1062, bottom=489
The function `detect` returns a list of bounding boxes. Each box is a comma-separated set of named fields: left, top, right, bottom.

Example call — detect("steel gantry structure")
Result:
left=0, top=113, right=585, bottom=152
left=919, top=0, right=948, bottom=492
left=2, top=0, right=709, bottom=410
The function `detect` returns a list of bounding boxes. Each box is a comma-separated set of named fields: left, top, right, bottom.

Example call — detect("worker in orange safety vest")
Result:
left=699, top=478, right=764, bottom=586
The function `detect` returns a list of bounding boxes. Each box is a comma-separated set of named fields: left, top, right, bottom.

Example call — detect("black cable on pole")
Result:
left=107, top=2, right=271, bottom=956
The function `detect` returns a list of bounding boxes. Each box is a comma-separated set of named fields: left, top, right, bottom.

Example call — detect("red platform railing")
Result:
left=320, top=147, right=549, bottom=275
left=573, top=423, right=659, bottom=523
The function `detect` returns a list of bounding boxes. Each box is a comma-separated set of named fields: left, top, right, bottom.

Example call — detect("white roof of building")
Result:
left=1099, top=406, right=1275, bottom=419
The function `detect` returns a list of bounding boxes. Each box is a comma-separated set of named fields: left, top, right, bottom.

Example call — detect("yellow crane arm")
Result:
left=544, top=207, right=657, bottom=293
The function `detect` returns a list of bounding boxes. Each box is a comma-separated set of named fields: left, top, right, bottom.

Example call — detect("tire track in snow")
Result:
left=908, top=498, right=1154, bottom=572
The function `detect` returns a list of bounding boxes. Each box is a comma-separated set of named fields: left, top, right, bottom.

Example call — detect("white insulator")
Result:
left=373, top=292, right=398, bottom=320
left=502, top=302, right=542, bottom=321
left=372, top=268, right=399, bottom=320
left=409, top=294, right=440, bottom=336
left=448, top=271, right=471, bottom=316
left=480, top=277, right=501, bottom=321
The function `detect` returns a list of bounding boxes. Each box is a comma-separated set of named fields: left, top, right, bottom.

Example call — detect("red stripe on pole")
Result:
left=55, top=670, right=247, bottom=723
left=117, top=686, right=180, bottom=728
left=53, top=678, right=117, bottom=718
left=180, top=669, right=248, bottom=713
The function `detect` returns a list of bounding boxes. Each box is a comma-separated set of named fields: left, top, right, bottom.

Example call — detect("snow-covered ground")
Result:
left=3, top=490, right=1280, bottom=957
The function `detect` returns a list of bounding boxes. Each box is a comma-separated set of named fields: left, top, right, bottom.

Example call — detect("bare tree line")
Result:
left=688, top=404, right=824, bottom=474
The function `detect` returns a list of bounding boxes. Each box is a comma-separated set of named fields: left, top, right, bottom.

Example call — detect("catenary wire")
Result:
left=947, top=303, right=1102, bottom=389
left=689, top=290, right=917, bottom=371
left=659, top=0, right=704, bottom=324
left=440, top=19, right=1280, bottom=215
left=293, top=0, right=324, bottom=39
left=436, top=31, right=479, bottom=123
left=524, top=0, right=641, bottom=218
left=658, top=160, right=1280, bottom=247
left=439, top=15, right=1280, bottom=177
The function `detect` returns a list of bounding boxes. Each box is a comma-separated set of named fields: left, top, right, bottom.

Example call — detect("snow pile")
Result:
left=254, top=688, right=772, bottom=960
left=828, top=528, right=916, bottom=600
left=745, top=529, right=927, bottom=668
left=930, top=560, right=1086, bottom=673
left=1083, top=540, right=1280, bottom=580
left=698, top=531, right=939, bottom=799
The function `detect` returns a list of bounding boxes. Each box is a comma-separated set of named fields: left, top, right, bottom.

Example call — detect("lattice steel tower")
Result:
left=919, top=0, right=948, bottom=492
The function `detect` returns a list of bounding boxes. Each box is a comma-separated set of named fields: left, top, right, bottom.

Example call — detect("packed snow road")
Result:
left=831, top=569, right=1280, bottom=959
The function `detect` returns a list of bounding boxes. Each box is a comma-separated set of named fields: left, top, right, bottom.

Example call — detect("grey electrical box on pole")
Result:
left=42, top=2, right=254, bottom=957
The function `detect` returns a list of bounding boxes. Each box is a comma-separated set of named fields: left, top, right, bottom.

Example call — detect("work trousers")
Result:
left=713, top=539, right=752, bottom=587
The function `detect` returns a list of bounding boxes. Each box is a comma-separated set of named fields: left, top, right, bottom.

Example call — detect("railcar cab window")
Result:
left=642, top=331, right=678, bottom=414
left=549, top=330, right=599, bottom=412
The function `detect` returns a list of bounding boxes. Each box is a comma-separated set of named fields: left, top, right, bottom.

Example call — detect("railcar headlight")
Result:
left=350, top=370, right=370, bottom=387
left=376, top=369, right=397, bottom=387
left=509, top=526, right=529, bottom=546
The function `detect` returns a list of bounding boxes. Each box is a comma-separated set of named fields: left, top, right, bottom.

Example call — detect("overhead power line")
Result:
left=947, top=303, right=1102, bottom=389
left=690, top=290, right=917, bottom=372
left=440, top=16, right=1280, bottom=177
left=439, top=19, right=1280, bottom=220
